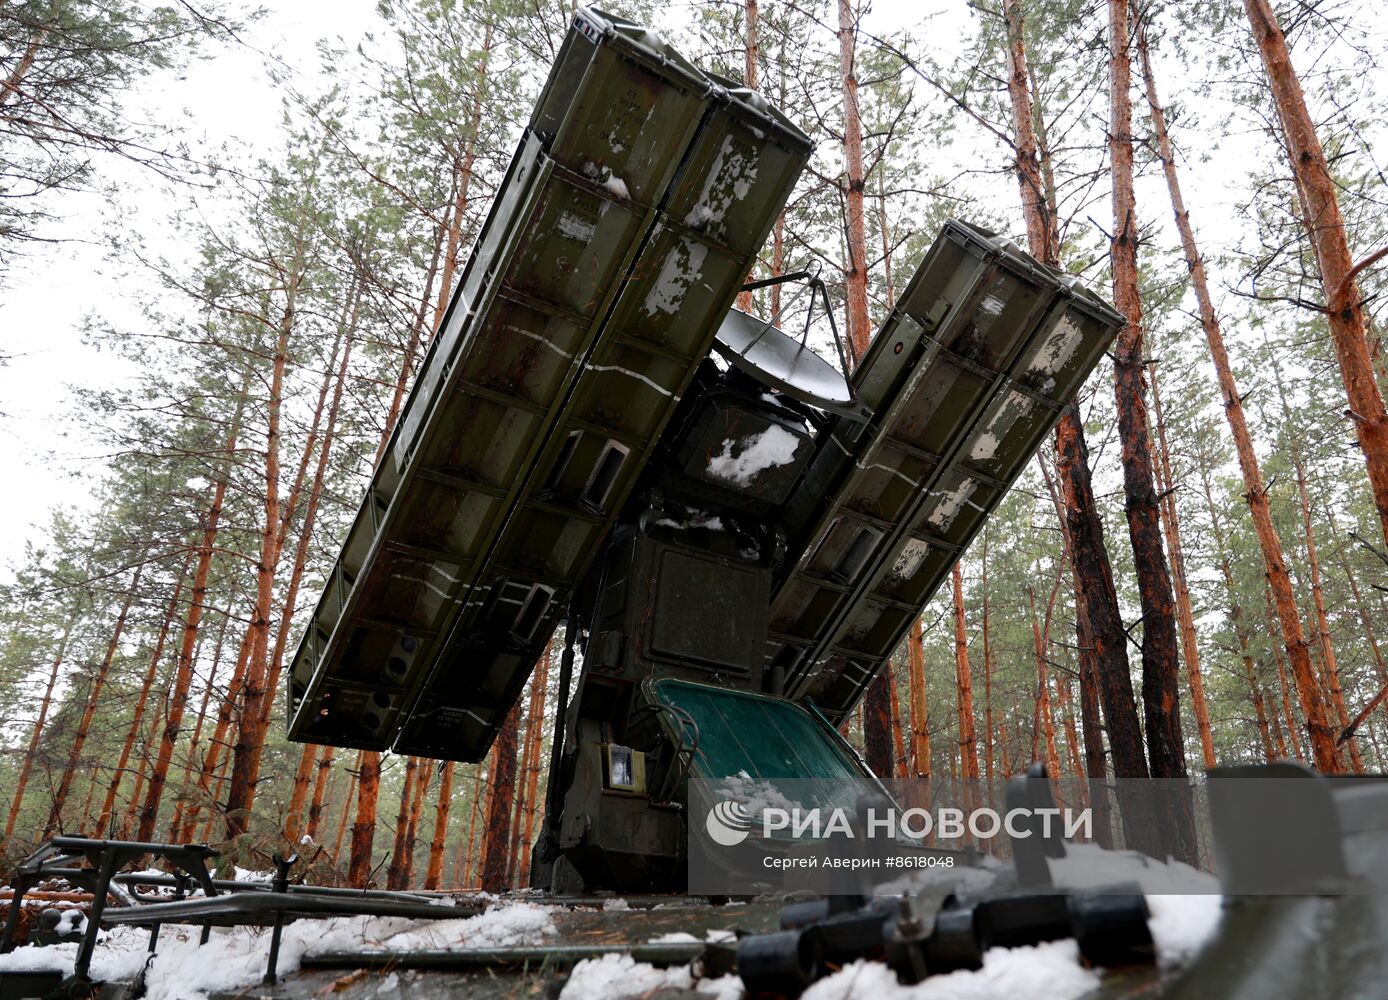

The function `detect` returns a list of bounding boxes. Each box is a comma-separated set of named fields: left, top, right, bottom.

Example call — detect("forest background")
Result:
left=2, top=0, right=1387, bottom=887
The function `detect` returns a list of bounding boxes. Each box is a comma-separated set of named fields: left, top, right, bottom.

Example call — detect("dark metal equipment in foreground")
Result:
left=735, top=882, right=1153, bottom=996
left=0, top=836, right=221, bottom=988
left=283, top=6, right=1124, bottom=895
left=0, top=837, right=473, bottom=997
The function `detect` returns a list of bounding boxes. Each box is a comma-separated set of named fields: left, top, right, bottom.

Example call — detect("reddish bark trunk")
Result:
left=425, top=762, right=455, bottom=890
left=951, top=566, right=980, bottom=785
left=1026, top=587, right=1062, bottom=784
left=735, top=0, right=760, bottom=313
left=5, top=623, right=74, bottom=839
left=1148, top=367, right=1216, bottom=770
left=1004, top=0, right=1148, bottom=797
left=348, top=751, right=381, bottom=887
left=387, top=757, right=420, bottom=890
left=284, top=746, right=317, bottom=844
left=981, top=533, right=996, bottom=810
left=224, top=284, right=299, bottom=837
left=479, top=703, right=521, bottom=892
left=431, top=25, right=493, bottom=331
left=886, top=660, right=908, bottom=779
left=906, top=618, right=930, bottom=781
left=836, top=0, right=871, bottom=362
left=167, top=613, right=231, bottom=842
left=97, top=562, right=191, bottom=833
left=1107, top=0, right=1189, bottom=811
left=1135, top=4, right=1337, bottom=773
left=46, top=566, right=143, bottom=835
left=1244, top=0, right=1388, bottom=555
left=306, top=746, right=335, bottom=842
left=137, top=397, right=244, bottom=843
left=517, top=650, right=551, bottom=888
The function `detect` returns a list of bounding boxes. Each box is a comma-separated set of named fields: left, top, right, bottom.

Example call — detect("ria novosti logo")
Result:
left=705, top=799, right=754, bottom=846
left=704, top=796, right=1092, bottom=844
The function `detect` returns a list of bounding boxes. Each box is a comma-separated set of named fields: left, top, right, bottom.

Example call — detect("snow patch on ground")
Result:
left=647, top=929, right=737, bottom=944
left=372, top=900, right=555, bottom=950
left=804, top=940, right=1099, bottom=1000
left=1146, top=894, right=1224, bottom=968
left=560, top=953, right=693, bottom=999
left=1047, top=842, right=1219, bottom=895
left=706, top=425, right=800, bottom=486
left=559, top=952, right=743, bottom=1000
left=0, top=926, right=150, bottom=982
left=0, top=902, right=554, bottom=1000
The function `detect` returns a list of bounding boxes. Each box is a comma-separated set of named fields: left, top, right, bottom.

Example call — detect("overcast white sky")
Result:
left=0, top=0, right=1380, bottom=577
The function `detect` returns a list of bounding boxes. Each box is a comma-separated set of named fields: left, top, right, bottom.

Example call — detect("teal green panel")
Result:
left=651, top=679, right=863, bottom=784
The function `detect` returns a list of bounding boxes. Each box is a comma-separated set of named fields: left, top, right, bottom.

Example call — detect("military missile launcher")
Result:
left=286, top=7, right=1124, bottom=894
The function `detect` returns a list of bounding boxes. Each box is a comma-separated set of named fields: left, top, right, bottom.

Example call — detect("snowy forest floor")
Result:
left=0, top=846, right=1224, bottom=1000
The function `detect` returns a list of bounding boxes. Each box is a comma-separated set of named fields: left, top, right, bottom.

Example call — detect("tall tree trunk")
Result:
left=886, top=661, right=908, bottom=779
left=836, top=0, right=870, bottom=361
left=0, top=29, right=46, bottom=108
left=1133, top=7, right=1337, bottom=772
left=1039, top=453, right=1113, bottom=841
left=1243, top=0, right=1388, bottom=554
left=97, top=561, right=191, bottom=833
left=306, top=746, right=335, bottom=842
left=138, top=394, right=245, bottom=842
left=175, top=625, right=253, bottom=842
left=284, top=746, right=317, bottom=844
left=1291, top=449, right=1359, bottom=769
left=1328, top=511, right=1388, bottom=692
left=1147, top=366, right=1217, bottom=770
left=951, top=567, right=980, bottom=786
left=1107, top=0, right=1189, bottom=818
left=348, top=751, right=381, bottom=886
left=425, top=762, right=455, bottom=890
left=167, top=613, right=231, bottom=841
left=401, top=759, right=430, bottom=887
left=45, top=567, right=143, bottom=835
left=1055, top=670, right=1087, bottom=807
left=1026, top=587, right=1062, bottom=784
left=906, top=618, right=931, bottom=836
left=431, top=25, right=493, bottom=330
left=1196, top=464, right=1274, bottom=761
left=332, top=751, right=362, bottom=863
left=5, top=621, right=75, bottom=839
left=1266, top=588, right=1306, bottom=761
left=462, top=767, right=485, bottom=887
left=387, top=757, right=420, bottom=890
left=863, top=671, right=894, bottom=778
left=980, top=532, right=996, bottom=809
left=479, top=704, right=520, bottom=892
left=225, top=281, right=301, bottom=838
left=1003, top=0, right=1148, bottom=795
left=736, top=0, right=759, bottom=312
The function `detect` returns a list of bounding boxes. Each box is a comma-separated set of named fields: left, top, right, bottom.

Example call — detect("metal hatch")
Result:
left=286, top=8, right=812, bottom=761
left=767, top=219, right=1124, bottom=723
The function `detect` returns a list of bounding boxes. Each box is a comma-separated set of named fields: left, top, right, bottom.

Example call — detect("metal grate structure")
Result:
left=766, top=220, right=1123, bottom=722
left=286, top=9, right=811, bottom=761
